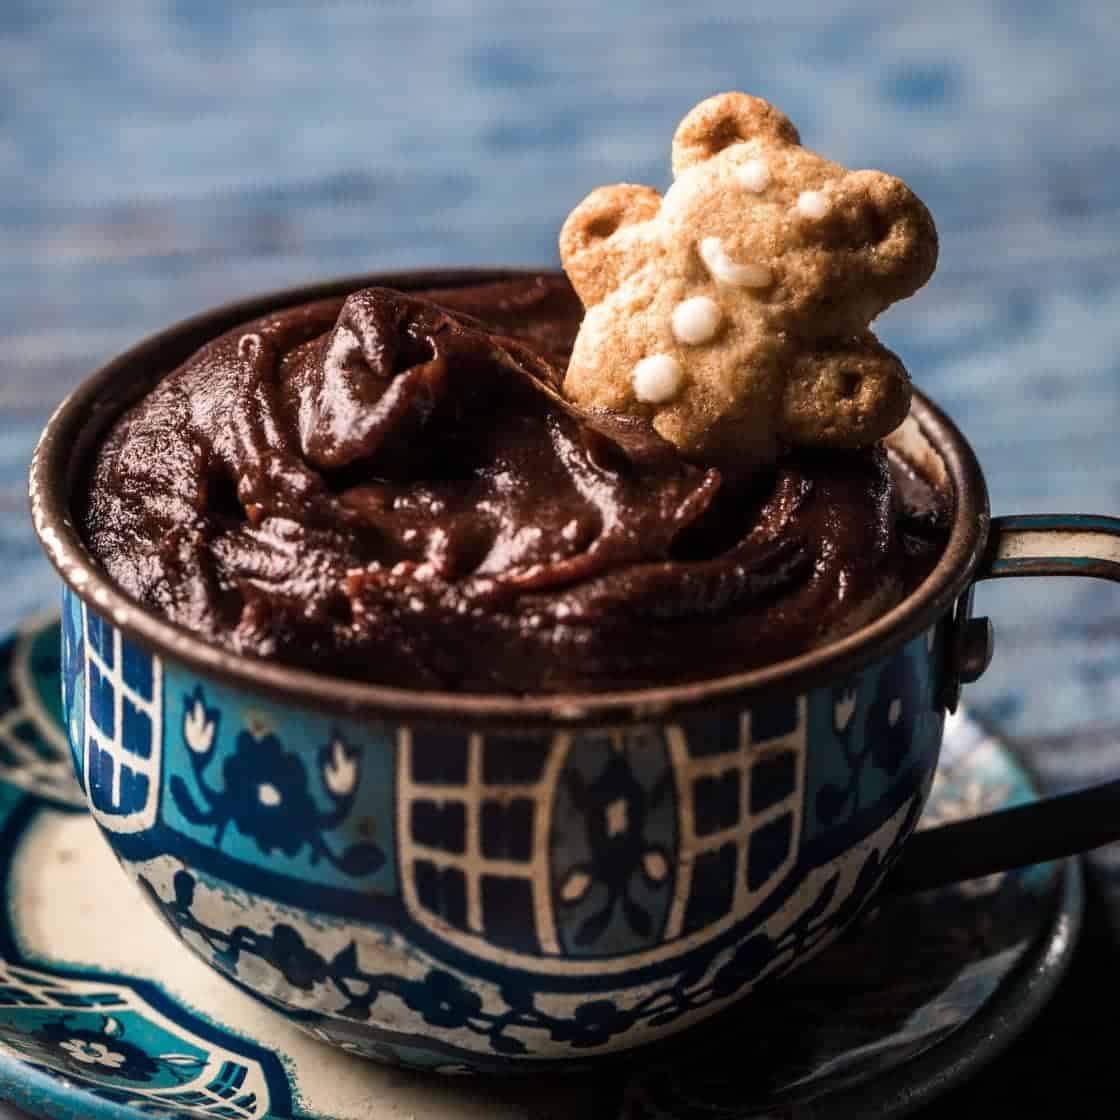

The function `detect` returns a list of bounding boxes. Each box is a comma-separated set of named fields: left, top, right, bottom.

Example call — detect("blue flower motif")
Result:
left=169, top=713, right=384, bottom=875
left=869, top=655, right=922, bottom=776
left=403, top=969, right=483, bottom=1029
left=221, top=732, right=319, bottom=856
left=559, top=751, right=673, bottom=947
left=266, top=924, right=332, bottom=991
left=817, top=656, right=923, bottom=826
left=550, top=999, right=621, bottom=1048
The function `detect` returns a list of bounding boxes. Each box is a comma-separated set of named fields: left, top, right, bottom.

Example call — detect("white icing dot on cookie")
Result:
left=734, top=159, right=771, bottom=192
left=633, top=354, right=684, bottom=403
left=698, top=236, right=772, bottom=288
left=797, top=190, right=830, bottom=219
left=671, top=296, right=722, bottom=344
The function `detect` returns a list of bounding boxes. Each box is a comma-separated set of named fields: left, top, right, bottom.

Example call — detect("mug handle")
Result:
left=887, top=514, right=1120, bottom=893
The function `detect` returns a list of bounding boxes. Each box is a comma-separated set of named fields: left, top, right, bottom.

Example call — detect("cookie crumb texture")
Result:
left=559, top=92, right=938, bottom=474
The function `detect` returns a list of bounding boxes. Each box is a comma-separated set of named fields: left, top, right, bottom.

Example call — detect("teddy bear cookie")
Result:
left=559, top=92, right=938, bottom=474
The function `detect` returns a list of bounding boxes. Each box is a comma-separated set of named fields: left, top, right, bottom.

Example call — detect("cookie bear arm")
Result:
left=782, top=335, right=911, bottom=448
left=559, top=183, right=662, bottom=309
left=841, top=170, right=939, bottom=306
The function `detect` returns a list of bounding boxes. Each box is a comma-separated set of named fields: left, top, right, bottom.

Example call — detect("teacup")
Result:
left=29, top=268, right=1120, bottom=1074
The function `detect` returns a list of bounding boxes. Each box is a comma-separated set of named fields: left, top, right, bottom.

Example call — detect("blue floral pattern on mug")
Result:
left=170, top=691, right=383, bottom=877
left=0, top=611, right=1072, bottom=1117
left=59, top=586, right=946, bottom=1070
left=551, top=729, right=677, bottom=956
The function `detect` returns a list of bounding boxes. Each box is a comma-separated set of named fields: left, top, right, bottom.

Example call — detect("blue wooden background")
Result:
left=2, top=2, right=1120, bottom=1112
left=5, top=1, right=1120, bottom=754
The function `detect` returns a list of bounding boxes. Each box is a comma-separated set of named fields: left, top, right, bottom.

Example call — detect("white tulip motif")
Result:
left=183, top=693, right=217, bottom=755
left=322, top=738, right=359, bottom=798
left=833, top=688, right=858, bottom=733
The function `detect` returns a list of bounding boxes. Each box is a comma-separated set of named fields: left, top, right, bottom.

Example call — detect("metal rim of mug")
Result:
left=28, top=267, right=991, bottom=732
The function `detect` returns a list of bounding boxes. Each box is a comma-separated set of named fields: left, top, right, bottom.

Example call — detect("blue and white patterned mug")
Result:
left=29, top=270, right=1120, bottom=1073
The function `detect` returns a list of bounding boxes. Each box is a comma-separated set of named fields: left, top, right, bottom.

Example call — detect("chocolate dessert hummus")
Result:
left=80, top=273, right=949, bottom=693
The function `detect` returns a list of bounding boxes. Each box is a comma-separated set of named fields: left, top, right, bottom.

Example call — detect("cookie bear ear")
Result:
left=671, top=92, right=801, bottom=176
left=782, top=335, right=912, bottom=449
left=559, top=183, right=662, bottom=308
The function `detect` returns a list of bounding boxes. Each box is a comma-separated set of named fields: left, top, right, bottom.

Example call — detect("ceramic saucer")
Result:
left=0, top=616, right=1082, bottom=1120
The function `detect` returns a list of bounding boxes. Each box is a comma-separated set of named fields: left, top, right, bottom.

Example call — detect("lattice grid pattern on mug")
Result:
left=663, top=698, right=807, bottom=940
left=83, top=606, right=162, bottom=831
left=397, top=728, right=568, bottom=956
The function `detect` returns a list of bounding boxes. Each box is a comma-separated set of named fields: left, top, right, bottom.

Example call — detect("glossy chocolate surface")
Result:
left=82, top=275, right=948, bottom=692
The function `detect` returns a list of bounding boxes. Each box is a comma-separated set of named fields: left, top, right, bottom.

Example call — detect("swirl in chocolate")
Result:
left=81, top=274, right=948, bottom=692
